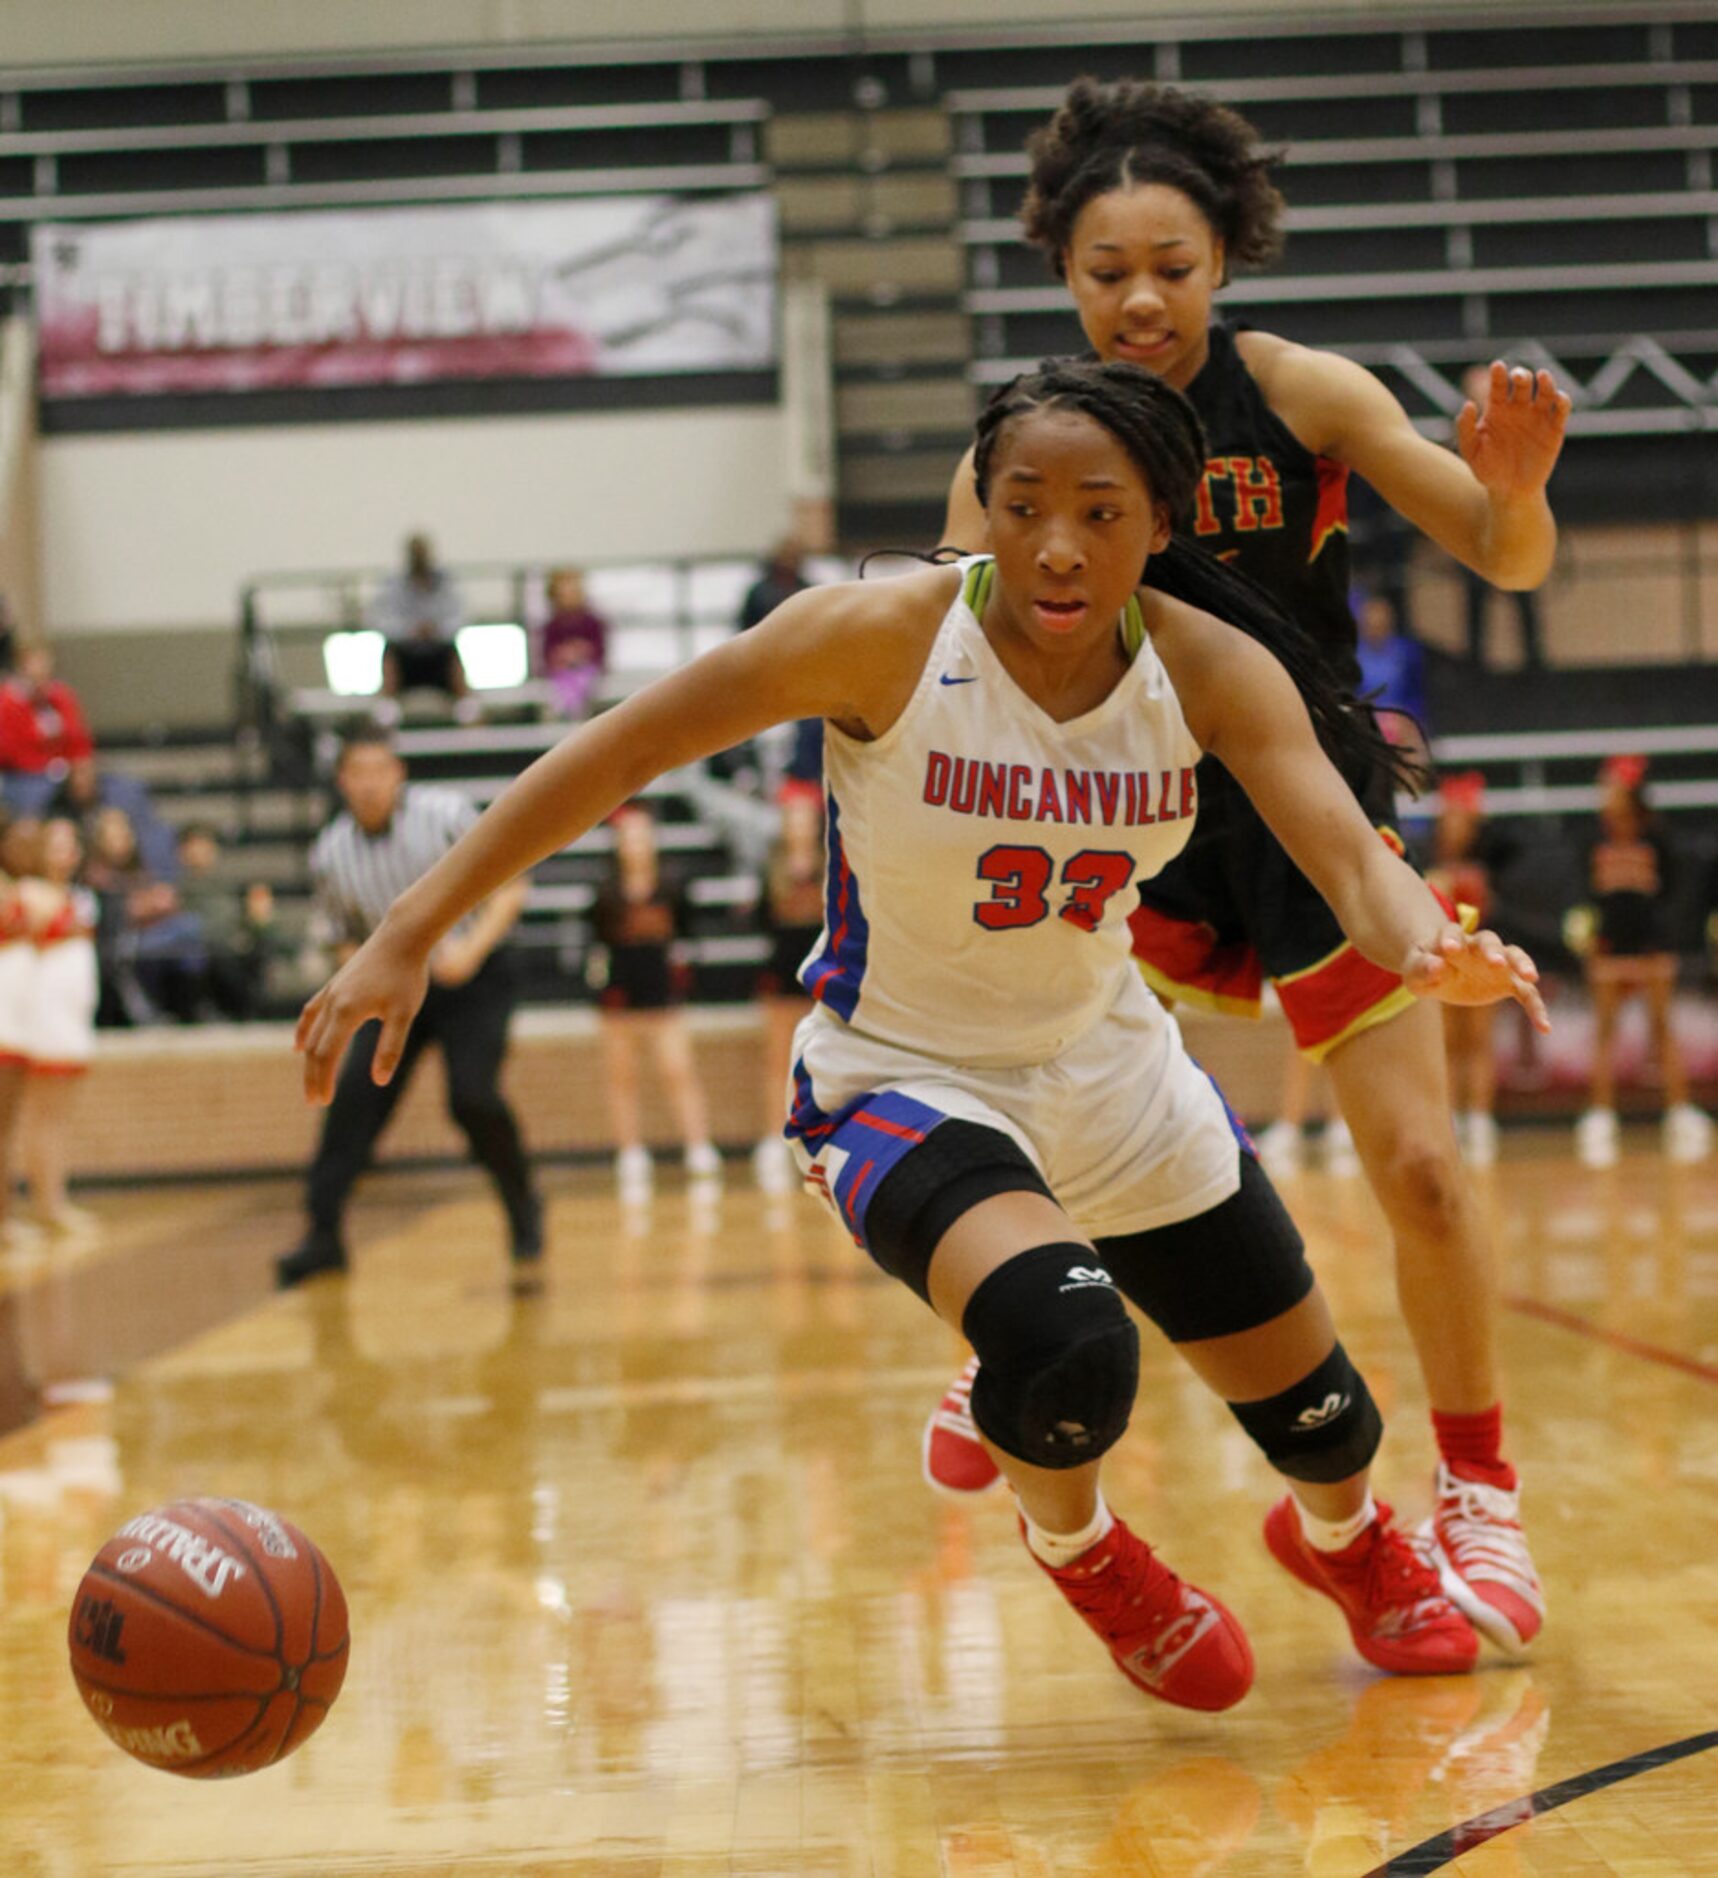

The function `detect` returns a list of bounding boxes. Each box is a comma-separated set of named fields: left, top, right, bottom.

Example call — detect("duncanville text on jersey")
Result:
left=922, top=752, right=1197, bottom=827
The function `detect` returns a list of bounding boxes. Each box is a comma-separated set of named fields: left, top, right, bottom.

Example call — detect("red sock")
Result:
left=1432, top=1404, right=1517, bottom=1491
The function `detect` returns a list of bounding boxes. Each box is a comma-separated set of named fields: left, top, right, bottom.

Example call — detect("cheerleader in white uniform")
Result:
left=24, top=818, right=99, bottom=1236
left=294, top=361, right=1548, bottom=1704
left=0, top=820, right=38, bottom=1249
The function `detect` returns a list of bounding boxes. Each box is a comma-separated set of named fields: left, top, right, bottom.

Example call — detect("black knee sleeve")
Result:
left=962, top=1244, right=1139, bottom=1471
left=864, top=1120, right=1053, bottom=1302
left=1227, top=1342, right=1382, bottom=1484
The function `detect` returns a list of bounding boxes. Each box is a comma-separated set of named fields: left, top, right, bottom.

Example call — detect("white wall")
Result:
left=39, top=403, right=788, bottom=632
left=1, top=0, right=1621, bottom=70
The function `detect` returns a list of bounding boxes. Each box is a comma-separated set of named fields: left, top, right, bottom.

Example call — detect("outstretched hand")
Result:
left=296, top=924, right=431, bottom=1104
left=1403, top=923, right=1549, bottom=1032
left=1457, top=362, right=1572, bottom=502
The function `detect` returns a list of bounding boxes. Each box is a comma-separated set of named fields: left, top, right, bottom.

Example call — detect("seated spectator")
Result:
left=175, top=824, right=282, bottom=1020
left=48, top=756, right=179, bottom=880
left=538, top=567, right=609, bottom=719
left=1354, top=591, right=1428, bottom=730
left=738, top=536, right=810, bottom=631
left=82, top=805, right=200, bottom=1024
left=368, top=532, right=477, bottom=721
left=0, top=644, right=95, bottom=813
left=1425, top=772, right=1519, bottom=1169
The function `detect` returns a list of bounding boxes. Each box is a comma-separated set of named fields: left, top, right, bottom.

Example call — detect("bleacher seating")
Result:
left=7, top=17, right=1714, bottom=533
left=6, top=12, right=1717, bottom=1023
left=945, top=15, right=1718, bottom=529
left=224, top=547, right=859, bottom=1014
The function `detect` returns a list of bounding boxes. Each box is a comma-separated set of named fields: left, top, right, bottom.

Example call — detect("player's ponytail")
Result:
left=973, top=359, right=1422, bottom=795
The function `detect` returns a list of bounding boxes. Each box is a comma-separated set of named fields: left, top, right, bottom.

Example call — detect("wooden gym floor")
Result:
left=0, top=1135, right=1715, bottom=1876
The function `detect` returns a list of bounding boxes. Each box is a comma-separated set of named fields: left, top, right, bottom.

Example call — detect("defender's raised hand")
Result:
left=1457, top=362, right=1572, bottom=502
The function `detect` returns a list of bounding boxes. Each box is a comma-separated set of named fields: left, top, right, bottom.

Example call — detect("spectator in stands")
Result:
left=0, top=592, right=18, bottom=674
left=1572, top=756, right=1710, bottom=1168
left=0, top=644, right=95, bottom=812
left=1425, top=773, right=1518, bottom=1168
left=732, top=537, right=823, bottom=789
left=751, top=780, right=825, bottom=1193
left=1458, top=367, right=1544, bottom=670
left=369, top=532, right=476, bottom=721
left=1355, top=590, right=1432, bottom=807
left=1355, top=591, right=1427, bottom=729
left=1346, top=474, right=1416, bottom=640
left=592, top=802, right=719, bottom=1201
left=22, top=817, right=99, bottom=1238
left=48, top=756, right=178, bottom=880
left=82, top=804, right=194, bottom=1024
left=176, top=824, right=281, bottom=1020
left=738, top=536, right=811, bottom=630
left=538, top=567, right=610, bottom=719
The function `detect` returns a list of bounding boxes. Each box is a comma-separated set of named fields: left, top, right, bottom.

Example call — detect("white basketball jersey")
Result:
left=800, top=558, right=1203, bottom=1067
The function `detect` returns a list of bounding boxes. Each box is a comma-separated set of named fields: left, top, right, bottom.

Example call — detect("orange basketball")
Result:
left=67, top=1497, right=349, bottom=1778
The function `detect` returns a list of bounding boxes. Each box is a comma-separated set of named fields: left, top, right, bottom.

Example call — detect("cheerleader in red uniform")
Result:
left=1574, top=756, right=1710, bottom=1168
left=23, top=817, right=99, bottom=1237
left=0, top=819, right=39, bottom=1250
left=593, top=804, right=719, bottom=1199
left=751, top=781, right=826, bottom=1192
left=1426, top=774, right=1516, bottom=1168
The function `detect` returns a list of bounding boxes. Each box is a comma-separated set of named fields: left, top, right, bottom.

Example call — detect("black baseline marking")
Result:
left=1365, top=1728, right=1718, bottom=1875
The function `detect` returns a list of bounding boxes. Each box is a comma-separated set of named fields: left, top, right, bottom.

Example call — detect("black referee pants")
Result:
left=306, top=952, right=536, bottom=1240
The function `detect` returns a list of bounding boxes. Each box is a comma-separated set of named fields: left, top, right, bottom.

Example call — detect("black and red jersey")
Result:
left=1179, top=323, right=1357, bottom=686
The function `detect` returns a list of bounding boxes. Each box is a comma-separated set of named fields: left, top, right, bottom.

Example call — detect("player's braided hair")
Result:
left=1021, top=76, right=1286, bottom=280
left=973, top=359, right=1419, bottom=794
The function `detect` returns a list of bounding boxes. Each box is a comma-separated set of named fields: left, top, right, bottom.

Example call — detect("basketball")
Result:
left=67, top=1498, right=349, bottom=1779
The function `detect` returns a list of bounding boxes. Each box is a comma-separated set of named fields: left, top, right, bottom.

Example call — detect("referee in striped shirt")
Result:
left=276, top=724, right=542, bottom=1286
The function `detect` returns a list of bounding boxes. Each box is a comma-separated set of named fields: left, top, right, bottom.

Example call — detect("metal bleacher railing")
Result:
left=947, top=26, right=1718, bottom=431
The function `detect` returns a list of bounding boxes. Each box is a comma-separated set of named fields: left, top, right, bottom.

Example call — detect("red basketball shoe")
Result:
left=1419, top=1464, right=1545, bottom=1654
left=1027, top=1516, right=1254, bottom=1711
left=921, top=1356, right=1003, bottom=1495
left=1264, top=1496, right=1479, bottom=1676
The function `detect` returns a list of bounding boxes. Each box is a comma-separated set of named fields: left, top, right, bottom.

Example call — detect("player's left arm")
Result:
left=1161, top=609, right=1548, bottom=1028
left=1267, top=343, right=1570, bottom=590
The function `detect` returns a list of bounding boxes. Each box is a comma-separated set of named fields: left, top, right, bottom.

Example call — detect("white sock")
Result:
left=1294, top=1491, right=1377, bottom=1555
left=1024, top=1495, right=1113, bottom=1568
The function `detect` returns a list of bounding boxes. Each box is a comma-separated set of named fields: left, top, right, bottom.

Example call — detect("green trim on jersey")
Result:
left=962, top=555, right=1147, bottom=662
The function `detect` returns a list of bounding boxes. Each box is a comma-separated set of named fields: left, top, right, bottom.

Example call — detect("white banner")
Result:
left=33, top=194, right=777, bottom=397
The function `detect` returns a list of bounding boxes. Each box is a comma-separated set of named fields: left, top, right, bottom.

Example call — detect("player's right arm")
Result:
left=296, top=571, right=950, bottom=1100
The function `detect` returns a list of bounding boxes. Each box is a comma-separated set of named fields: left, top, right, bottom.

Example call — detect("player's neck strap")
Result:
left=962, top=555, right=1146, bottom=660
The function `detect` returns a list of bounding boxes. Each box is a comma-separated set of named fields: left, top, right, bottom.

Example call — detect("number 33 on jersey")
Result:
left=799, top=558, right=1201, bottom=1068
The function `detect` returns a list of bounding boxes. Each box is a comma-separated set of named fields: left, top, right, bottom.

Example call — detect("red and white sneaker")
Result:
left=1418, top=1464, right=1545, bottom=1654
left=1264, top=1496, right=1479, bottom=1676
left=1027, top=1516, right=1254, bottom=1711
left=922, top=1356, right=1003, bottom=1495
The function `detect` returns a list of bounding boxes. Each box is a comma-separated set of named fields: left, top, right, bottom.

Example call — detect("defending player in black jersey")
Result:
left=932, top=77, right=1572, bottom=1656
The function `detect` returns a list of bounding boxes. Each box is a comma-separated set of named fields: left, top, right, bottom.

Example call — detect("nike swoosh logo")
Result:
left=939, top=675, right=978, bottom=686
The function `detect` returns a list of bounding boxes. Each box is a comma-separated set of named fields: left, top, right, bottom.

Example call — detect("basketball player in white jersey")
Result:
left=297, top=360, right=1546, bottom=1710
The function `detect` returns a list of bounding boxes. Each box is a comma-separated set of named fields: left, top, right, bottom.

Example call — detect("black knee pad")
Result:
left=1227, top=1342, right=1382, bottom=1485
left=962, top=1244, right=1139, bottom=1471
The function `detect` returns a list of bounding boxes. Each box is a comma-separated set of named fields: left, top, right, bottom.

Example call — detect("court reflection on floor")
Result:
left=0, top=1153, right=1713, bottom=1873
